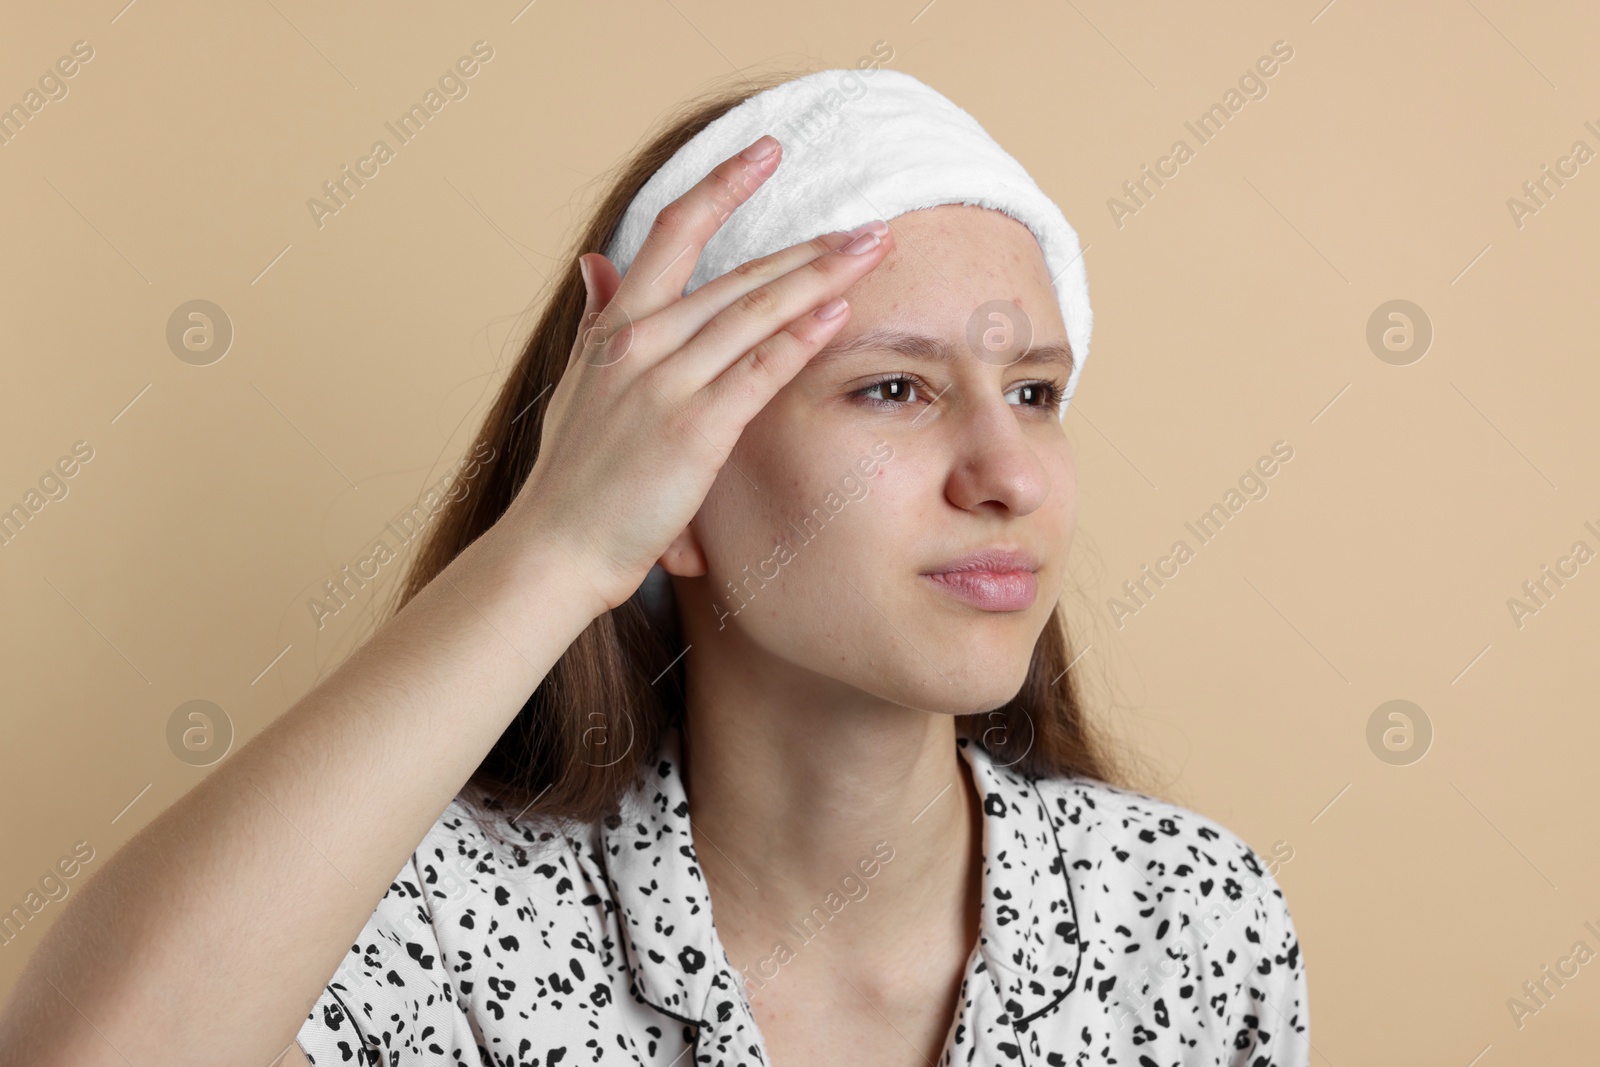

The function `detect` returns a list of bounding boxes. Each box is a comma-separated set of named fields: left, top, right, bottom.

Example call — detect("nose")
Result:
left=938, top=391, right=1052, bottom=517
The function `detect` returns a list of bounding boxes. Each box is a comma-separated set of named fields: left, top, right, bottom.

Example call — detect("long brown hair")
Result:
left=386, top=66, right=1141, bottom=839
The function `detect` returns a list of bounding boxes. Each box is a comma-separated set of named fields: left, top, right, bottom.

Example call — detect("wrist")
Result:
left=463, top=520, right=611, bottom=628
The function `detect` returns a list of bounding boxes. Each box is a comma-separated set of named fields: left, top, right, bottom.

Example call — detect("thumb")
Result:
left=570, top=254, right=625, bottom=368
left=577, top=252, right=622, bottom=309
left=576, top=253, right=596, bottom=305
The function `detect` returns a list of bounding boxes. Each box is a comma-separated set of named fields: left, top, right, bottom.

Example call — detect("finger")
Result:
left=582, top=252, right=623, bottom=308
left=568, top=253, right=626, bottom=370
left=696, top=285, right=856, bottom=432
left=652, top=223, right=894, bottom=395
left=609, top=134, right=783, bottom=322
left=633, top=226, right=868, bottom=356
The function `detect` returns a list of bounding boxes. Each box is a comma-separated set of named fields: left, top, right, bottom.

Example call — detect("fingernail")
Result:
left=577, top=255, right=593, bottom=294
left=845, top=219, right=889, bottom=238
left=839, top=231, right=881, bottom=255
left=815, top=297, right=848, bottom=320
left=740, top=135, right=778, bottom=161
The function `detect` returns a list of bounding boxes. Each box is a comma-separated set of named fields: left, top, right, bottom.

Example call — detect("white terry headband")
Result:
left=602, top=68, right=1094, bottom=416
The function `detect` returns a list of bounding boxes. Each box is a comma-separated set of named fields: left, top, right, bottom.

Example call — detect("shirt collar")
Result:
left=956, top=734, right=1086, bottom=1028
left=597, top=727, right=1084, bottom=1033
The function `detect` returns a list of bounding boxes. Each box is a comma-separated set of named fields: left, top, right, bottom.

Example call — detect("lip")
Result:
left=920, top=547, right=1042, bottom=612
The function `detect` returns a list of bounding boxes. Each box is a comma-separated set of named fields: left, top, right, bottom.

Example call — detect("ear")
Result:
left=656, top=521, right=709, bottom=578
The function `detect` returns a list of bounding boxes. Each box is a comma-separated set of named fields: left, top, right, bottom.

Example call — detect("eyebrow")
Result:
left=809, top=327, right=1075, bottom=376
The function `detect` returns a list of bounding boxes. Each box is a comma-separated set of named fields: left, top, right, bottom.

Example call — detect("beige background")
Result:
left=3, top=0, right=1598, bottom=1061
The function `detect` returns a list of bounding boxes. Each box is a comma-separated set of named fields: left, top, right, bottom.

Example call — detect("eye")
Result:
left=1008, top=378, right=1069, bottom=410
left=852, top=374, right=1069, bottom=411
left=855, top=374, right=926, bottom=409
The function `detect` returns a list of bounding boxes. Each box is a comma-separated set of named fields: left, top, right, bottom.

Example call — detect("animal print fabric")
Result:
left=296, top=729, right=1309, bottom=1065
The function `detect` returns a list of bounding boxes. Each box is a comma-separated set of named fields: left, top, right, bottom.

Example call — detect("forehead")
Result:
left=888, top=202, right=1042, bottom=247
left=825, top=204, right=1071, bottom=368
left=808, top=326, right=1075, bottom=377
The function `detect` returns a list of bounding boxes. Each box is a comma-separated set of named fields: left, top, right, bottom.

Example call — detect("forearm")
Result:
left=0, top=525, right=600, bottom=1067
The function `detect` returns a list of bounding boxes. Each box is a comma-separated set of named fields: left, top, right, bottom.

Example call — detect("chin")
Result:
left=856, top=654, right=1034, bottom=718
left=915, top=686, right=1028, bottom=719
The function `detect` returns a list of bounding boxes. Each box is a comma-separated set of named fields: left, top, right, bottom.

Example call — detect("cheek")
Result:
left=694, top=410, right=804, bottom=561
left=694, top=467, right=783, bottom=574
left=713, top=395, right=892, bottom=531
left=697, top=432, right=882, bottom=581
left=696, top=437, right=903, bottom=624
left=1058, top=448, right=1079, bottom=526
left=1026, top=431, right=1077, bottom=513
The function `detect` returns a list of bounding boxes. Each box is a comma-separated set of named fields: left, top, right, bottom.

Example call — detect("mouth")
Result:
left=920, top=569, right=1038, bottom=611
left=920, top=545, right=1041, bottom=611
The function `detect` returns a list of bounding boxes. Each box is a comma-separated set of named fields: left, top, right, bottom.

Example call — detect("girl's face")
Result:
left=670, top=204, right=1079, bottom=717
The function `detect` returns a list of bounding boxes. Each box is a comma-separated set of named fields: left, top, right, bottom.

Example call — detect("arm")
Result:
left=0, top=129, right=890, bottom=1067
left=0, top=525, right=604, bottom=1067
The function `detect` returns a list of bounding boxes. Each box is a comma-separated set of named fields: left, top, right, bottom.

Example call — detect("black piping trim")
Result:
left=1009, top=775, right=1087, bottom=1030
left=594, top=826, right=717, bottom=1045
